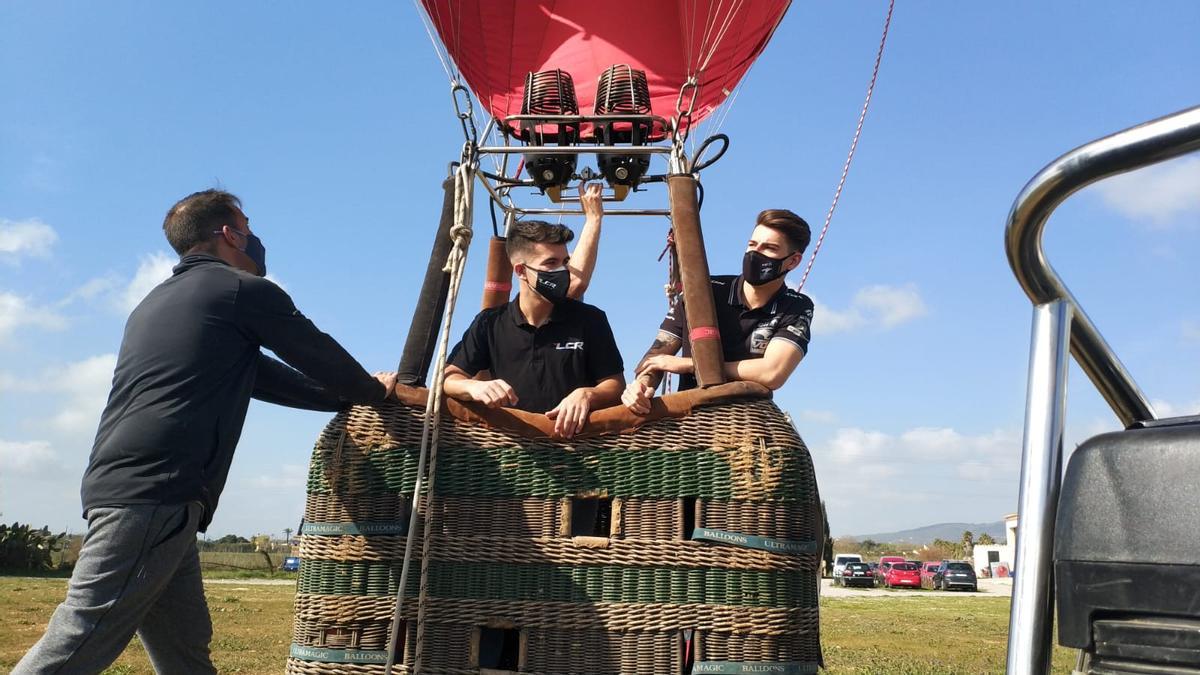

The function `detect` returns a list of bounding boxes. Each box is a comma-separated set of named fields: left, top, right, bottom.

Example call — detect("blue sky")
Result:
left=2, top=2, right=1197, bottom=539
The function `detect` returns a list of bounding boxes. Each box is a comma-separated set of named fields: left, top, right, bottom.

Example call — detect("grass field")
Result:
left=0, top=577, right=1077, bottom=674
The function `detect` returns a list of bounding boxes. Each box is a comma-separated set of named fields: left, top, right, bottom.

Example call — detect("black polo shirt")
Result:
left=447, top=297, right=624, bottom=413
left=659, top=274, right=814, bottom=390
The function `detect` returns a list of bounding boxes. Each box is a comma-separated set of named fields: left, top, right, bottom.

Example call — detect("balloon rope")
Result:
left=797, top=0, right=895, bottom=292
left=412, top=0, right=456, bottom=83
left=696, top=0, right=748, bottom=75
left=382, top=163, right=474, bottom=675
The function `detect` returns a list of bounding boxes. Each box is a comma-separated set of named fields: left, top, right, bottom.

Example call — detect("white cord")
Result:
left=384, top=162, right=474, bottom=674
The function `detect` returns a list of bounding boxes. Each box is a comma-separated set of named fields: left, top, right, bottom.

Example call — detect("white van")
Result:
left=832, top=553, right=864, bottom=581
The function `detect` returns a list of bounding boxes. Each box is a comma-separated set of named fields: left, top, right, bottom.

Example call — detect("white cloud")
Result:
left=118, top=252, right=176, bottom=313
left=1093, top=156, right=1200, bottom=227
left=1, top=354, right=118, bottom=436
left=828, top=427, right=890, bottom=463
left=854, top=284, right=929, bottom=328
left=250, top=463, right=308, bottom=490
left=1151, top=398, right=1200, bottom=419
left=826, top=425, right=1016, bottom=470
left=60, top=276, right=120, bottom=307
left=0, top=218, right=58, bottom=261
left=814, top=423, right=1022, bottom=534
left=46, top=354, right=118, bottom=434
left=0, top=292, right=68, bottom=341
left=0, top=439, right=60, bottom=476
left=811, top=299, right=865, bottom=333
left=900, top=427, right=967, bottom=459
left=811, top=283, right=928, bottom=336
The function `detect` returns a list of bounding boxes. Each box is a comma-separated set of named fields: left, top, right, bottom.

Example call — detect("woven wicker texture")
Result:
left=288, top=393, right=823, bottom=674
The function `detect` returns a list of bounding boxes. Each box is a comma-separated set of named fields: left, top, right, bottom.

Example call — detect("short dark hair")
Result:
left=505, top=219, right=574, bottom=262
left=756, top=209, right=811, bottom=255
left=162, top=189, right=243, bottom=255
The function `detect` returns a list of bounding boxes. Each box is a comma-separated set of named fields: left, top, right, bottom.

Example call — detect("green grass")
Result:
left=0, top=577, right=1078, bottom=674
left=820, top=595, right=1077, bottom=673
left=1, top=577, right=295, bottom=674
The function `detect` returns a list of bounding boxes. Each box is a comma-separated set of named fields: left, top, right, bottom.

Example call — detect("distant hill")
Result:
left=839, top=521, right=1007, bottom=546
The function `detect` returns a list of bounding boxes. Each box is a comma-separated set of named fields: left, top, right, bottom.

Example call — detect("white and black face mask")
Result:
left=742, top=250, right=792, bottom=286
left=528, top=266, right=571, bottom=304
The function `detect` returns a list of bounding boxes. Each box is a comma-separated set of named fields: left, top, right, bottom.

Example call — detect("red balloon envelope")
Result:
left=419, top=0, right=791, bottom=128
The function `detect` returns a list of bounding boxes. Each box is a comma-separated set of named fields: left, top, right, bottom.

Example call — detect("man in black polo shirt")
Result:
left=443, top=216, right=624, bottom=438
left=621, top=209, right=814, bottom=413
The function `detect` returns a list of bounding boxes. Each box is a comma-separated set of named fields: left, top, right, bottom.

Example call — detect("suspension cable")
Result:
left=797, top=0, right=895, bottom=291
left=383, top=161, right=475, bottom=675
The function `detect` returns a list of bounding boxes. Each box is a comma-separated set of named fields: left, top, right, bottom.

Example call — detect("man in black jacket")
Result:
left=14, top=189, right=391, bottom=674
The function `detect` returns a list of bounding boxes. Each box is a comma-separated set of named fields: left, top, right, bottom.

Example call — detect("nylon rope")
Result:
left=412, top=0, right=456, bottom=83
left=413, top=1, right=503, bottom=176
left=696, top=0, right=746, bottom=77
left=683, top=0, right=744, bottom=153
left=797, top=0, right=894, bottom=291
left=695, top=0, right=726, bottom=75
left=383, top=162, right=474, bottom=675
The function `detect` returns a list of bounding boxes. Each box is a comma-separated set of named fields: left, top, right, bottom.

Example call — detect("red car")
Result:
left=884, top=562, right=922, bottom=588
left=920, top=561, right=941, bottom=588
left=875, top=555, right=907, bottom=586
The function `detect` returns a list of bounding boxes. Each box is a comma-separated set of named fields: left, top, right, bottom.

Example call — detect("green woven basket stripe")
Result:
left=308, top=446, right=803, bottom=499
left=296, top=560, right=816, bottom=608
left=289, top=645, right=388, bottom=664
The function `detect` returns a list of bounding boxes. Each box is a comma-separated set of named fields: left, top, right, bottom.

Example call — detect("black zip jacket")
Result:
left=80, top=254, right=385, bottom=530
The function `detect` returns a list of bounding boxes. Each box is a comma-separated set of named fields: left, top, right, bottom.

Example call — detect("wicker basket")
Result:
left=287, top=383, right=823, bottom=674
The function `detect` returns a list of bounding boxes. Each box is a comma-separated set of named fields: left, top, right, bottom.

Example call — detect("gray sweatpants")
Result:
left=13, top=502, right=216, bottom=674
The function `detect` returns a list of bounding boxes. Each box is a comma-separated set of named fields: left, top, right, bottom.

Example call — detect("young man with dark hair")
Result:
left=621, top=209, right=815, bottom=413
left=14, top=189, right=394, bottom=674
left=443, top=185, right=624, bottom=438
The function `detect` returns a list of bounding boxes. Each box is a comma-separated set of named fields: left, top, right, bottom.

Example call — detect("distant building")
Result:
left=972, top=513, right=1017, bottom=576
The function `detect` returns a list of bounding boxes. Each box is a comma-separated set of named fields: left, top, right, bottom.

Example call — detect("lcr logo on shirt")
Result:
left=750, top=318, right=781, bottom=355
left=555, top=340, right=584, bottom=351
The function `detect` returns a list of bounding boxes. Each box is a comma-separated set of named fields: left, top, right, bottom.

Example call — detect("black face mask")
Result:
left=742, top=250, right=793, bottom=286
left=242, top=232, right=267, bottom=277
left=528, top=266, right=570, bottom=305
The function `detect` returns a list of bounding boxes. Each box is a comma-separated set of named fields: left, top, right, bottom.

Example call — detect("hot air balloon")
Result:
left=287, top=2, right=892, bottom=673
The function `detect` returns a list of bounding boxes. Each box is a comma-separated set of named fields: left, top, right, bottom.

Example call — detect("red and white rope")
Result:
left=797, top=0, right=895, bottom=291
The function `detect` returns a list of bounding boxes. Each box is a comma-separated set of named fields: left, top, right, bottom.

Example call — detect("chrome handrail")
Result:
left=1005, top=105, right=1200, bottom=428
left=1005, top=104, right=1200, bottom=675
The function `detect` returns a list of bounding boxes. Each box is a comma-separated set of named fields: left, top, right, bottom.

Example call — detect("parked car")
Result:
left=920, top=561, right=941, bottom=588
left=876, top=555, right=907, bottom=586
left=838, top=561, right=875, bottom=588
left=832, top=553, right=863, bottom=579
left=281, top=556, right=300, bottom=572
left=884, top=562, right=922, bottom=588
left=932, top=560, right=977, bottom=591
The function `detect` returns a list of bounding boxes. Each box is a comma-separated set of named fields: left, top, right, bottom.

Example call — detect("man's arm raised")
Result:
left=567, top=182, right=603, bottom=299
